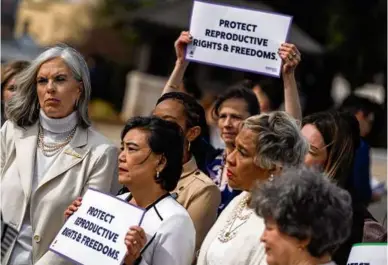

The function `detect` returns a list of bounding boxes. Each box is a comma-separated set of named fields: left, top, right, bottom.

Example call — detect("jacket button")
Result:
left=33, top=235, right=41, bottom=243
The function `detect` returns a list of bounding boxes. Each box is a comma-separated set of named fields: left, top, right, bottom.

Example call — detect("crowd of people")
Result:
left=0, top=30, right=386, bottom=265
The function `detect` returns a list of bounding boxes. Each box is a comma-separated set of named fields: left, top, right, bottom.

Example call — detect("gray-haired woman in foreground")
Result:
left=252, top=167, right=353, bottom=265
left=1, top=45, right=118, bottom=265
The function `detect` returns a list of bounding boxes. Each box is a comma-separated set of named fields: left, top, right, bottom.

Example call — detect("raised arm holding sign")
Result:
left=162, top=30, right=302, bottom=120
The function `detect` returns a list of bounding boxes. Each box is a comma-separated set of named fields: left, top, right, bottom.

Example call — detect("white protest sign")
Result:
left=185, top=1, right=292, bottom=77
left=49, top=188, right=145, bottom=265
left=347, top=243, right=387, bottom=265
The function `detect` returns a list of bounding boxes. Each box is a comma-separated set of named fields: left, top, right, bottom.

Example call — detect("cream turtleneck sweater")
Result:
left=9, top=110, right=78, bottom=265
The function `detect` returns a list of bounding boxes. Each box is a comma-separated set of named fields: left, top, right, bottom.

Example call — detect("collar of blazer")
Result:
left=14, top=121, right=90, bottom=199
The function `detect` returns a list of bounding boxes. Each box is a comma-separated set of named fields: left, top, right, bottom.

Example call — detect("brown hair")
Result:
left=302, top=110, right=360, bottom=188
left=1, top=60, right=30, bottom=91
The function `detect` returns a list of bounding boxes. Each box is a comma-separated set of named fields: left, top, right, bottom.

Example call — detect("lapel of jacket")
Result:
left=14, top=122, right=39, bottom=200
left=36, top=126, right=90, bottom=191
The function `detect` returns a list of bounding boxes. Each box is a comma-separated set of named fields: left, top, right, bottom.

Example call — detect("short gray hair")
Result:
left=5, top=44, right=91, bottom=128
left=242, top=111, right=308, bottom=170
left=251, top=166, right=353, bottom=257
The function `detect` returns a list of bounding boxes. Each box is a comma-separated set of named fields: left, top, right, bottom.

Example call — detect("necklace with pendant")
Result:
left=217, top=193, right=253, bottom=243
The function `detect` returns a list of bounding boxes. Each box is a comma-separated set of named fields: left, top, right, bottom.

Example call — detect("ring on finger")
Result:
left=288, top=54, right=293, bottom=60
left=292, top=52, right=297, bottom=56
left=133, top=240, right=138, bottom=245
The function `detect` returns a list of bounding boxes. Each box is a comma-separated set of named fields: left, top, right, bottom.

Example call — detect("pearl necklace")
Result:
left=37, top=125, right=77, bottom=157
left=218, top=193, right=253, bottom=243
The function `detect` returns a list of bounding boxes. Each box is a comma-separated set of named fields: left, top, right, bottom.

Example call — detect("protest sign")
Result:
left=347, top=243, right=387, bottom=265
left=185, top=0, right=292, bottom=77
left=49, top=188, right=145, bottom=265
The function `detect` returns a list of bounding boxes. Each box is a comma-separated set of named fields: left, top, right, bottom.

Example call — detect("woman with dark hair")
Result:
left=65, top=116, right=196, bottom=265
left=252, top=166, right=353, bottom=265
left=163, top=31, right=303, bottom=213
left=301, top=110, right=387, bottom=265
left=152, top=91, right=221, bottom=256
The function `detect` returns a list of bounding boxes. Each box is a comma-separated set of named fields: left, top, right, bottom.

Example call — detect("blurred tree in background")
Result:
left=260, top=0, right=386, bottom=89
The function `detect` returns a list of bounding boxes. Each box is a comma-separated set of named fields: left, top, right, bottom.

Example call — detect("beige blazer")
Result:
left=172, top=157, right=221, bottom=256
left=0, top=120, right=118, bottom=265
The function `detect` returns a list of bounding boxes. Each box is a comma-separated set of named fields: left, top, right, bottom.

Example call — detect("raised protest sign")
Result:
left=347, top=243, right=387, bottom=265
left=185, top=0, right=292, bottom=77
left=49, top=188, right=145, bottom=265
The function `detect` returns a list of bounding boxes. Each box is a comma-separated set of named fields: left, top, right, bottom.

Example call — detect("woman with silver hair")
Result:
left=196, top=111, right=308, bottom=265
left=1, top=45, right=118, bottom=265
left=252, top=166, right=353, bottom=265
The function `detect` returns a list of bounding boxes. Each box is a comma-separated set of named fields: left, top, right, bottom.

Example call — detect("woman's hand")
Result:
left=64, top=197, right=82, bottom=219
left=278, top=43, right=301, bottom=75
left=123, top=226, right=147, bottom=265
left=174, top=31, right=192, bottom=65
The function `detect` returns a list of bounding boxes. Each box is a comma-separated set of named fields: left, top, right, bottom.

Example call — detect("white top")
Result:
left=9, top=110, right=78, bottom=265
left=197, top=191, right=267, bottom=265
left=117, top=192, right=196, bottom=265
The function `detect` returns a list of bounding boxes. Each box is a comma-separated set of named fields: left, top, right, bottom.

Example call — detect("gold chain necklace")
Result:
left=218, top=193, right=253, bottom=243
left=37, top=125, right=77, bottom=157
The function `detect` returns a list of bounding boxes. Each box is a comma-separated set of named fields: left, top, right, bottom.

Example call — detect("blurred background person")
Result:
left=1, top=60, right=30, bottom=125
left=302, top=110, right=387, bottom=265
left=339, top=94, right=383, bottom=205
left=252, top=166, right=353, bottom=265
left=197, top=111, right=308, bottom=265
left=66, top=116, right=196, bottom=265
left=1, top=45, right=118, bottom=265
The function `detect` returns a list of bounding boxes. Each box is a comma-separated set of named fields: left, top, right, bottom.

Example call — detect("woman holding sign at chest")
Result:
left=1, top=45, right=117, bottom=265
left=66, top=116, right=196, bottom=265
left=163, top=31, right=303, bottom=214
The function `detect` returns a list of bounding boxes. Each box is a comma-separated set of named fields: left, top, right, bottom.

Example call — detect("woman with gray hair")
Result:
left=252, top=166, right=353, bottom=265
left=1, top=45, right=118, bottom=265
left=196, top=111, right=308, bottom=265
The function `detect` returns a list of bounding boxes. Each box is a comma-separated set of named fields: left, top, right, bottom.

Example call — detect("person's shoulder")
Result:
left=1, top=120, right=33, bottom=139
left=1, top=119, right=20, bottom=133
left=156, top=196, right=194, bottom=222
left=225, top=191, right=247, bottom=208
left=190, top=169, right=216, bottom=186
left=85, top=126, right=118, bottom=152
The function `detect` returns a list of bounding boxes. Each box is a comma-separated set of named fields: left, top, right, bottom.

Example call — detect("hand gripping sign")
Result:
left=185, top=0, right=292, bottom=77
left=49, top=189, right=145, bottom=265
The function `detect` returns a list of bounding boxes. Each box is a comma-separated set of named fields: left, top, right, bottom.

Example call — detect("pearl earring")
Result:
left=269, top=174, right=274, bottom=182
left=156, top=171, right=160, bottom=179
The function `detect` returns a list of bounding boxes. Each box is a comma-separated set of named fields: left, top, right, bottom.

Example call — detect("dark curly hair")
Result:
left=120, top=116, right=184, bottom=191
left=252, top=166, right=353, bottom=258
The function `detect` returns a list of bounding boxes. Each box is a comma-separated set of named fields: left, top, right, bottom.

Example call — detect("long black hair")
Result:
left=156, top=92, right=216, bottom=173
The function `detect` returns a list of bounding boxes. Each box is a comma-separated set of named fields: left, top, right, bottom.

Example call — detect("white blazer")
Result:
left=118, top=193, right=196, bottom=265
left=1, top=120, right=118, bottom=265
